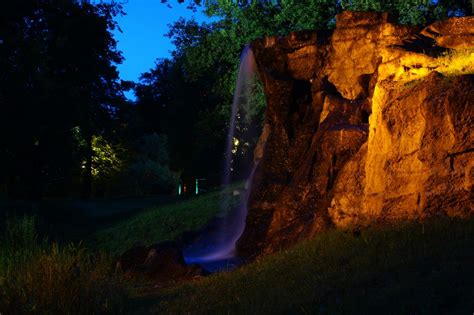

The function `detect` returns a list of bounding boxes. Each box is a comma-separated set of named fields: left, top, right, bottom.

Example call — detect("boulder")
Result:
left=116, top=241, right=203, bottom=285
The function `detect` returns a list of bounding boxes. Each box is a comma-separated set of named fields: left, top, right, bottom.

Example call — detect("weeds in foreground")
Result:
left=0, top=215, right=126, bottom=314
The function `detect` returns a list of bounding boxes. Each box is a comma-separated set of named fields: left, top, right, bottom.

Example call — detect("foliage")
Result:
left=145, top=218, right=474, bottom=314
left=0, top=215, right=126, bottom=314
left=127, top=159, right=178, bottom=195
left=0, top=1, right=128, bottom=198
left=125, top=133, right=178, bottom=195
left=168, top=0, right=471, bottom=25
left=91, top=135, right=124, bottom=179
left=342, top=0, right=471, bottom=25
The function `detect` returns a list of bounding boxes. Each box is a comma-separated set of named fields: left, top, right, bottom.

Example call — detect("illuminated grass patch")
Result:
left=92, top=184, right=243, bottom=256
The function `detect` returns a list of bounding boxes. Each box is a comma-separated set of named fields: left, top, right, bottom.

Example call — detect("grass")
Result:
left=133, top=218, right=474, bottom=314
left=92, top=184, right=243, bottom=256
left=0, top=185, right=243, bottom=314
left=391, top=48, right=474, bottom=86
left=1, top=188, right=472, bottom=314
left=0, top=194, right=178, bottom=244
left=437, top=48, right=474, bottom=77
left=0, top=215, right=126, bottom=314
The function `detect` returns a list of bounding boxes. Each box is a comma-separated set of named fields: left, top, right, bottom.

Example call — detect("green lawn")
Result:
left=0, top=195, right=176, bottom=244
left=92, top=184, right=243, bottom=256
left=130, top=217, right=474, bottom=314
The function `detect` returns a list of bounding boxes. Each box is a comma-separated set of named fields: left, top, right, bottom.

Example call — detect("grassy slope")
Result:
left=0, top=195, right=176, bottom=244
left=92, top=185, right=242, bottom=256
left=130, top=218, right=474, bottom=314
left=59, top=186, right=472, bottom=314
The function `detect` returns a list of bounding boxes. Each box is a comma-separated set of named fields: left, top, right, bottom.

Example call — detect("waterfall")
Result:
left=223, top=45, right=257, bottom=186
left=183, top=45, right=259, bottom=271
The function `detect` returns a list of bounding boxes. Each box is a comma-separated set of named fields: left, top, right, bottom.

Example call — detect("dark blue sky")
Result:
left=112, top=1, right=212, bottom=99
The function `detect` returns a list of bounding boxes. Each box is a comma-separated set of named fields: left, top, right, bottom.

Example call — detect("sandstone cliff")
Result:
left=238, top=12, right=474, bottom=258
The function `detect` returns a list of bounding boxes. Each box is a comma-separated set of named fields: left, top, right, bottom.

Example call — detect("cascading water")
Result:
left=183, top=45, right=259, bottom=272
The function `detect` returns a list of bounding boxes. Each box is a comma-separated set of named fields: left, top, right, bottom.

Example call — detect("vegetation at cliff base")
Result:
left=138, top=217, right=474, bottom=314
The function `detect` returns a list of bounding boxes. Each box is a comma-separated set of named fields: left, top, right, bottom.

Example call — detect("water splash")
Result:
left=183, top=45, right=259, bottom=271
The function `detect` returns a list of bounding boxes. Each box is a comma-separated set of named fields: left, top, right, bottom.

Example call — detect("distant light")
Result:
left=195, top=179, right=199, bottom=195
left=0, top=39, right=3, bottom=44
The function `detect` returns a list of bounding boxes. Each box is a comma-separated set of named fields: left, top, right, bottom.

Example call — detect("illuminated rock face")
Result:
left=238, top=12, right=474, bottom=258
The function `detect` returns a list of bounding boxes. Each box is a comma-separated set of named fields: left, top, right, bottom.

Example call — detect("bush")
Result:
left=0, top=215, right=126, bottom=314
left=128, top=158, right=179, bottom=195
left=125, top=133, right=179, bottom=195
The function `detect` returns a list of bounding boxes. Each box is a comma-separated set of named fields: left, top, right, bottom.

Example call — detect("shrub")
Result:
left=127, top=158, right=179, bottom=195
left=125, top=133, right=179, bottom=195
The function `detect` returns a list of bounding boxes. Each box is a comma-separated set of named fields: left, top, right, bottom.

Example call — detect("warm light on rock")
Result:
left=238, top=12, right=474, bottom=258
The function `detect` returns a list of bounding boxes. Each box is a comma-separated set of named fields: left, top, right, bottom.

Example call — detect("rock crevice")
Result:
left=238, top=12, right=474, bottom=258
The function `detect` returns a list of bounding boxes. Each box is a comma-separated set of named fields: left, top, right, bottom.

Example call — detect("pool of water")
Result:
left=184, top=255, right=243, bottom=273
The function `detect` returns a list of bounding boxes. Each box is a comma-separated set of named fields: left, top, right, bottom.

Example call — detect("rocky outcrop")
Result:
left=238, top=12, right=474, bottom=258
left=330, top=73, right=473, bottom=227
left=421, top=16, right=474, bottom=49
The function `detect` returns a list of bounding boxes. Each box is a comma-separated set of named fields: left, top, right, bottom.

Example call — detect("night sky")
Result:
left=113, top=1, right=212, bottom=100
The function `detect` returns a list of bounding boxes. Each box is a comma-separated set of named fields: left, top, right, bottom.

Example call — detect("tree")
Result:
left=126, top=134, right=178, bottom=195
left=0, top=1, right=127, bottom=199
left=165, top=0, right=471, bottom=25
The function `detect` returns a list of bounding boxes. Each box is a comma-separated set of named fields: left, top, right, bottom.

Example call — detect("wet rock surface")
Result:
left=239, top=12, right=474, bottom=258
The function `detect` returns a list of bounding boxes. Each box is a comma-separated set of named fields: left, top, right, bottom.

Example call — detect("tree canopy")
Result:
left=0, top=1, right=179, bottom=199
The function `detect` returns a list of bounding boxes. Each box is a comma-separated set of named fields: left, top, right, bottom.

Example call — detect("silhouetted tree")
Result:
left=0, top=1, right=127, bottom=199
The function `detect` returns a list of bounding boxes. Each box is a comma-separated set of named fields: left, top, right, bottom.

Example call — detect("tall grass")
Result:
left=437, top=48, right=474, bottom=76
left=0, top=215, right=126, bottom=314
